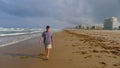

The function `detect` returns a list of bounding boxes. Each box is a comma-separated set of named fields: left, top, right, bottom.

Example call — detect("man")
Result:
left=40, top=26, right=53, bottom=60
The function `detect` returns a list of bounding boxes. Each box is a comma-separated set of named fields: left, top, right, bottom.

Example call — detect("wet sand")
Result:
left=0, top=30, right=120, bottom=68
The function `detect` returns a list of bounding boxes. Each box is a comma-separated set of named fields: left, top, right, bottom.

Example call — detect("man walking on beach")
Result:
left=40, top=26, right=53, bottom=60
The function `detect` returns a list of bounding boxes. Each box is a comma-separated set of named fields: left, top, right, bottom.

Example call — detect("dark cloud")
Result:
left=0, top=0, right=120, bottom=28
left=0, top=0, right=51, bottom=17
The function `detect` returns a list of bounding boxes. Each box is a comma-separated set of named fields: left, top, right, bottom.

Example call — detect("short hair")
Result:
left=46, top=25, right=50, bottom=29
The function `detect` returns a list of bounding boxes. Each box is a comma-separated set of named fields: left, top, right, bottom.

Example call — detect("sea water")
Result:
left=0, top=27, right=43, bottom=47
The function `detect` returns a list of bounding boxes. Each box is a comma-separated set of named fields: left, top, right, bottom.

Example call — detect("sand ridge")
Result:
left=63, top=30, right=120, bottom=68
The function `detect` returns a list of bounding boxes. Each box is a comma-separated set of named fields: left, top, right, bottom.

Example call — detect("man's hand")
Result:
left=40, top=36, right=43, bottom=44
left=51, top=36, right=53, bottom=46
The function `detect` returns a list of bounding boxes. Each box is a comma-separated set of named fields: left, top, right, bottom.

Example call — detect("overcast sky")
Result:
left=0, top=0, right=120, bottom=28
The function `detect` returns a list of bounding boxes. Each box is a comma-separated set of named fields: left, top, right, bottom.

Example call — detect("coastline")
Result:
left=0, top=32, right=41, bottom=47
left=0, top=30, right=120, bottom=68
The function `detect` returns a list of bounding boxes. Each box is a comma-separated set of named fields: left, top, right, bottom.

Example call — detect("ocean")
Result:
left=0, top=27, right=43, bottom=47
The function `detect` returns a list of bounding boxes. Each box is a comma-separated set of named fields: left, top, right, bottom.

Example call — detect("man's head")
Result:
left=46, top=25, right=50, bottom=32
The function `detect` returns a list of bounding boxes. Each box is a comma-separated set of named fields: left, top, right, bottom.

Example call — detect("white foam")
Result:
left=0, top=34, right=41, bottom=48
left=0, top=31, right=41, bottom=37
left=0, top=33, right=27, bottom=36
left=0, top=27, right=42, bottom=32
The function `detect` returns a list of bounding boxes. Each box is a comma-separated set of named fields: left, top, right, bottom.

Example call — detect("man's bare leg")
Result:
left=45, top=48, right=50, bottom=59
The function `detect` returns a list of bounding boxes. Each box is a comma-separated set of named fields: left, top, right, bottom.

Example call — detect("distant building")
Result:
left=75, top=24, right=87, bottom=29
left=75, top=25, right=80, bottom=29
left=75, top=24, right=103, bottom=30
left=79, top=24, right=87, bottom=29
left=91, top=26, right=103, bottom=30
left=104, top=17, right=118, bottom=30
left=86, top=26, right=92, bottom=30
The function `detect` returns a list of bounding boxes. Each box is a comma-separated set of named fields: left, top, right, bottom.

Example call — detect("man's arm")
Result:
left=40, top=36, right=43, bottom=44
left=51, top=36, right=53, bottom=45
left=40, top=32, right=44, bottom=44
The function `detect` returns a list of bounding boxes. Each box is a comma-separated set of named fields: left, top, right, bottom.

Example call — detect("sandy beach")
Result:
left=0, top=30, right=120, bottom=68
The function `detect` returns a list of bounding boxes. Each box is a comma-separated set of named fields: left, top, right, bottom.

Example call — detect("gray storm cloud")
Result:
left=0, top=0, right=120, bottom=28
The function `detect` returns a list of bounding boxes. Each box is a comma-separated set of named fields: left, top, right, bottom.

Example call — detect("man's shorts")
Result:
left=45, top=44, right=52, bottom=49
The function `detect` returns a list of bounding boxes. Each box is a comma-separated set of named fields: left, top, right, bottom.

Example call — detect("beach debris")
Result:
left=38, top=53, right=45, bottom=56
left=20, top=56, right=29, bottom=59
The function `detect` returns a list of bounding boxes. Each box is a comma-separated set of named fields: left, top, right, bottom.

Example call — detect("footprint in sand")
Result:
left=72, top=44, right=79, bottom=47
left=110, top=50, right=119, bottom=56
left=84, top=55, right=92, bottom=58
left=99, top=61, right=107, bottom=68
left=79, top=39, right=84, bottom=41
left=117, top=49, right=120, bottom=51
left=83, top=40, right=88, bottom=43
left=89, top=47, right=92, bottom=49
left=113, top=63, right=120, bottom=67
left=99, top=50, right=110, bottom=54
left=81, top=51, right=88, bottom=55
left=92, top=50, right=99, bottom=53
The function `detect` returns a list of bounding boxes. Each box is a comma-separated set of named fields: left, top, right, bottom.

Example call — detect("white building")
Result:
left=104, top=17, right=118, bottom=30
left=91, top=26, right=103, bottom=30
left=75, top=24, right=87, bottom=29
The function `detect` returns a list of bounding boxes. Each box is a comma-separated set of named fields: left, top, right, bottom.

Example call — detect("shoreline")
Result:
left=0, top=36, right=45, bottom=68
left=0, top=32, right=41, bottom=48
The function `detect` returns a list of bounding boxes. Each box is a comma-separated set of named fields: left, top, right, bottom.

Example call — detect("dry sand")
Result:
left=0, top=30, right=120, bottom=68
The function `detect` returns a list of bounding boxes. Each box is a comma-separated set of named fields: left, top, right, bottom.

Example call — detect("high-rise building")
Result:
left=104, top=17, right=118, bottom=30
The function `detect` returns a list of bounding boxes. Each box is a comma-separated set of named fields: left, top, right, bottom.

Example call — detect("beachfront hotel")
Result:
left=104, top=17, right=118, bottom=30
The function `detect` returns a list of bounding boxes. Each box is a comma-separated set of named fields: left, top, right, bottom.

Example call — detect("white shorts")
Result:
left=45, top=44, right=52, bottom=49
